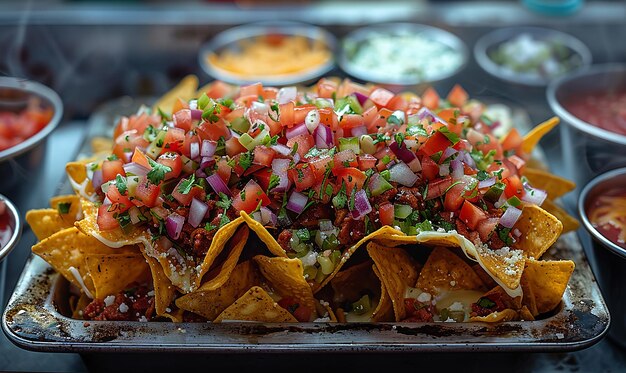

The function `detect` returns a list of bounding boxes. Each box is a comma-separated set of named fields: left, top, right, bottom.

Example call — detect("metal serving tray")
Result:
left=1, top=97, right=610, bottom=353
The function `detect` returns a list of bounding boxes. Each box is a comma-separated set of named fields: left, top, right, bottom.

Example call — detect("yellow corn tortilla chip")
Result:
left=91, top=137, right=113, bottom=153
left=65, top=162, right=97, bottom=200
left=371, top=264, right=394, bottom=322
left=240, top=211, right=287, bottom=257
left=470, top=309, right=518, bottom=323
left=330, top=260, right=379, bottom=305
left=521, top=116, right=559, bottom=154
left=26, top=209, right=74, bottom=241
left=540, top=198, right=579, bottom=233
left=416, top=247, right=486, bottom=296
left=523, top=258, right=574, bottom=314
left=195, top=225, right=249, bottom=291
left=366, top=242, right=419, bottom=321
left=153, top=75, right=199, bottom=115
left=49, top=195, right=83, bottom=225
left=519, top=306, right=535, bottom=321
left=176, top=260, right=262, bottom=321
left=520, top=274, right=538, bottom=317
left=482, top=285, right=522, bottom=310
left=253, top=255, right=317, bottom=317
left=523, top=168, right=576, bottom=200
left=71, top=293, right=93, bottom=319
left=84, top=252, right=150, bottom=299
left=214, top=286, right=297, bottom=323
left=140, top=249, right=177, bottom=317
left=512, top=204, right=563, bottom=259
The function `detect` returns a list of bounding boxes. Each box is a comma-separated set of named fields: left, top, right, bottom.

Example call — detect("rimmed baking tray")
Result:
left=1, top=97, right=610, bottom=353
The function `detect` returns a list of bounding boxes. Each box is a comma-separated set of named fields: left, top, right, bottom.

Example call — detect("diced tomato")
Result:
left=459, top=200, right=487, bottom=230
left=97, top=204, right=121, bottom=231
left=308, top=155, right=334, bottom=181
left=131, top=148, right=152, bottom=170
left=288, top=163, right=316, bottom=192
left=476, top=134, right=503, bottom=160
left=202, top=81, right=234, bottom=99
left=239, top=82, right=263, bottom=98
left=113, top=113, right=159, bottom=140
left=379, top=202, right=395, bottom=226
left=357, top=154, right=377, bottom=171
left=332, top=149, right=358, bottom=174
left=157, top=152, right=182, bottom=180
left=386, top=95, right=408, bottom=111
left=293, top=105, right=316, bottom=125
left=231, top=180, right=271, bottom=213
left=172, top=98, right=189, bottom=115
left=113, top=130, right=149, bottom=161
left=252, top=168, right=273, bottom=191
left=252, top=146, right=275, bottom=167
left=318, top=108, right=338, bottom=130
left=225, top=136, right=247, bottom=157
left=503, top=175, right=525, bottom=199
left=369, top=87, right=395, bottom=109
left=106, top=184, right=132, bottom=213
left=262, top=87, right=278, bottom=100
left=216, top=158, right=232, bottom=184
left=422, top=87, right=439, bottom=110
left=316, top=78, right=338, bottom=99
left=102, top=159, right=126, bottom=183
left=437, top=108, right=464, bottom=135
left=362, top=106, right=378, bottom=128
left=181, top=132, right=199, bottom=158
left=336, top=167, right=366, bottom=195
left=134, top=177, right=160, bottom=207
left=444, top=180, right=466, bottom=212
left=500, top=128, right=523, bottom=152
left=312, top=179, right=336, bottom=204
left=425, top=176, right=453, bottom=200
left=477, top=217, right=499, bottom=242
left=507, top=155, right=526, bottom=174
left=420, top=131, right=452, bottom=157
left=447, top=84, right=469, bottom=108
left=339, top=114, right=365, bottom=129
left=279, top=101, right=295, bottom=127
left=277, top=297, right=311, bottom=322
left=172, top=182, right=206, bottom=207
left=234, top=94, right=259, bottom=108
left=368, top=108, right=393, bottom=131
left=196, top=119, right=230, bottom=142
left=286, top=134, right=314, bottom=159
left=420, top=156, right=439, bottom=181
left=163, top=127, right=185, bottom=153
left=173, top=109, right=192, bottom=131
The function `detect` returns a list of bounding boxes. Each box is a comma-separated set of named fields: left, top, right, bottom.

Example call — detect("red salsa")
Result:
left=0, top=98, right=53, bottom=152
left=0, top=201, right=13, bottom=249
left=564, top=90, right=626, bottom=136
left=586, top=187, right=626, bottom=249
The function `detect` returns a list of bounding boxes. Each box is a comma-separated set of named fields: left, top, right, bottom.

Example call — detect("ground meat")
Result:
left=83, top=285, right=155, bottom=321
left=333, top=208, right=349, bottom=227
left=277, top=229, right=293, bottom=253
left=394, top=187, right=425, bottom=210
left=403, top=298, right=435, bottom=322
left=371, top=187, right=398, bottom=207
left=487, top=233, right=508, bottom=250
left=455, top=219, right=479, bottom=244
left=470, top=294, right=506, bottom=317
left=336, top=211, right=366, bottom=245
left=191, top=227, right=215, bottom=257
left=293, top=204, right=331, bottom=229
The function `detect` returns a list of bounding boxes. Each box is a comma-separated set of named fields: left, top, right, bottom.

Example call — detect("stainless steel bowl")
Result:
left=0, top=194, right=22, bottom=263
left=198, top=22, right=337, bottom=86
left=578, top=167, right=626, bottom=349
left=339, top=23, right=468, bottom=88
left=475, top=27, right=591, bottom=87
left=547, top=64, right=626, bottom=191
left=0, top=77, right=63, bottom=194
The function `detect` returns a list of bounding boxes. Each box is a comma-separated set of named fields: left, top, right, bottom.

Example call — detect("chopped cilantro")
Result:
left=238, top=151, right=253, bottom=171
left=476, top=170, right=490, bottom=181
left=157, top=107, right=172, bottom=121
left=57, top=202, right=71, bottom=215
left=177, top=173, right=196, bottom=195
left=476, top=297, right=496, bottom=309
left=204, top=222, right=217, bottom=231
left=332, top=182, right=347, bottom=209
left=240, top=189, right=246, bottom=201
left=268, top=174, right=281, bottom=192
left=438, top=126, right=460, bottom=145
left=290, top=142, right=299, bottom=156
left=394, top=132, right=405, bottom=146
left=107, top=154, right=119, bottom=161
left=416, top=220, right=433, bottom=232
left=371, top=133, right=390, bottom=145
left=387, top=114, right=403, bottom=125
left=216, top=192, right=232, bottom=210
left=115, top=175, right=128, bottom=195
left=407, top=124, right=428, bottom=137
left=497, top=227, right=514, bottom=245
left=146, top=158, right=171, bottom=185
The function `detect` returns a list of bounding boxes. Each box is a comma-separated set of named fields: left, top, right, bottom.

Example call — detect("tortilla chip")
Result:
left=91, top=137, right=113, bottom=153
left=176, top=260, right=262, bottom=321
left=483, top=286, right=522, bottom=310
left=512, top=204, right=563, bottom=259
left=152, top=75, right=199, bottom=115
left=416, top=247, right=486, bottom=295
left=71, top=293, right=92, bottom=319
left=26, top=209, right=74, bottom=241
left=470, top=309, right=518, bottom=323
left=521, top=116, right=559, bottom=154
left=472, top=264, right=497, bottom=289
left=540, top=198, right=579, bottom=233
left=253, top=255, right=317, bottom=317
left=522, top=258, right=574, bottom=314
left=366, top=242, right=419, bottom=321
left=66, top=162, right=96, bottom=199
left=240, top=211, right=287, bottom=257
left=523, top=168, right=576, bottom=199
left=161, top=308, right=184, bottom=323
left=198, top=225, right=250, bottom=291
left=49, top=195, right=83, bottom=225
left=371, top=264, right=394, bottom=322
left=520, top=274, right=538, bottom=317
left=84, top=252, right=150, bottom=299
left=330, top=260, right=379, bottom=305
left=214, top=286, right=297, bottom=323
left=140, top=249, right=177, bottom=316
left=519, top=306, right=535, bottom=321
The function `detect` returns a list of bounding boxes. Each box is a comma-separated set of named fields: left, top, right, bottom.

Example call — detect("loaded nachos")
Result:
left=26, top=76, right=577, bottom=324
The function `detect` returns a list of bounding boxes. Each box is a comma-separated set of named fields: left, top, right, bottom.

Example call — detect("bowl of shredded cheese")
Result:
left=199, top=22, right=337, bottom=86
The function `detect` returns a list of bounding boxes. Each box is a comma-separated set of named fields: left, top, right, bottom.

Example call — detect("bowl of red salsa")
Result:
left=547, top=64, right=626, bottom=189
left=578, top=167, right=626, bottom=348
left=0, top=77, right=63, bottom=193
left=0, top=194, right=22, bottom=263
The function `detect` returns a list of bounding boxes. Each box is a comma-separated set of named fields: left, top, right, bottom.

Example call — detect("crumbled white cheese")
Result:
left=444, top=317, right=456, bottom=323
left=448, top=301, right=464, bottom=312
left=450, top=280, right=456, bottom=287
left=118, top=303, right=129, bottom=313
left=104, top=295, right=115, bottom=307
left=417, top=292, right=432, bottom=303
left=314, top=317, right=331, bottom=323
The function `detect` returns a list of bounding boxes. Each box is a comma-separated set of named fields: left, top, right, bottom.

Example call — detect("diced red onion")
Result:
left=286, top=122, right=309, bottom=140
left=123, top=151, right=133, bottom=163
left=260, top=206, right=277, bottom=227
left=513, top=228, right=522, bottom=238
left=129, top=207, right=143, bottom=225
left=305, top=109, right=320, bottom=133
left=389, top=162, right=418, bottom=186
left=91, top=169, right=103, bottom=190
left=165, top=213, right=185, bottom=240
left=500, top=206, right=522, bottom=229
left=190, top=141, right=200, bottom=160
left=408, top=157, right=422, bottom=172
left=277, top=86, right=297, bottom=104
left=271, top=143, right=291, bottom=156
left=271, top=158, right=291, bottom=192
left=201, top=140, right=217, bottom=157
left=451, top=159, right=464, bottom=179
left=103, top=196, right=112, bottom=206
left=460, top=150, right=476, bottom=169
left=188, top=100, right=198, bottom=110
left=200, top=156, right=215, bottom=171
left=522, top=185, right=547, bottom=206
left=206, top=173, right=232, bottom=197
left=478, top=177, right=496, bottom=189
left=292, top=153, right=301, bottom=164
left=354, top=92, right=369, bottom=106
left=466, top=128, right=485, bottom=145
left=251, top=211, right=263, bottom=224
left=417, top=107, right=447, bottom=126
left=287, top=191, right=308, bottom=214
left=314, top=123, right=333, bottom=149
left=350, top=189, right=372, bottom=220
left=390, top=141, right=416, bottom=163
left=191, top=109, right=203, bottom=120
left=439, top=164, right=450, bottom=177
left=350, top=125, right=367, bottom=138
left=251, top=101, right=268, bottom=114
left=123, top=162, right=149, bottom=177
left=443, top=147, right=457, bottom=159
left=188, top=198, right=208, bottom=228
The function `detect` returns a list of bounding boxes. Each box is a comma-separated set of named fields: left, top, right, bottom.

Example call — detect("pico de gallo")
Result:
left=0, top=98, right=54, bottom=152
left=90, top=78, right=548, bottom=286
